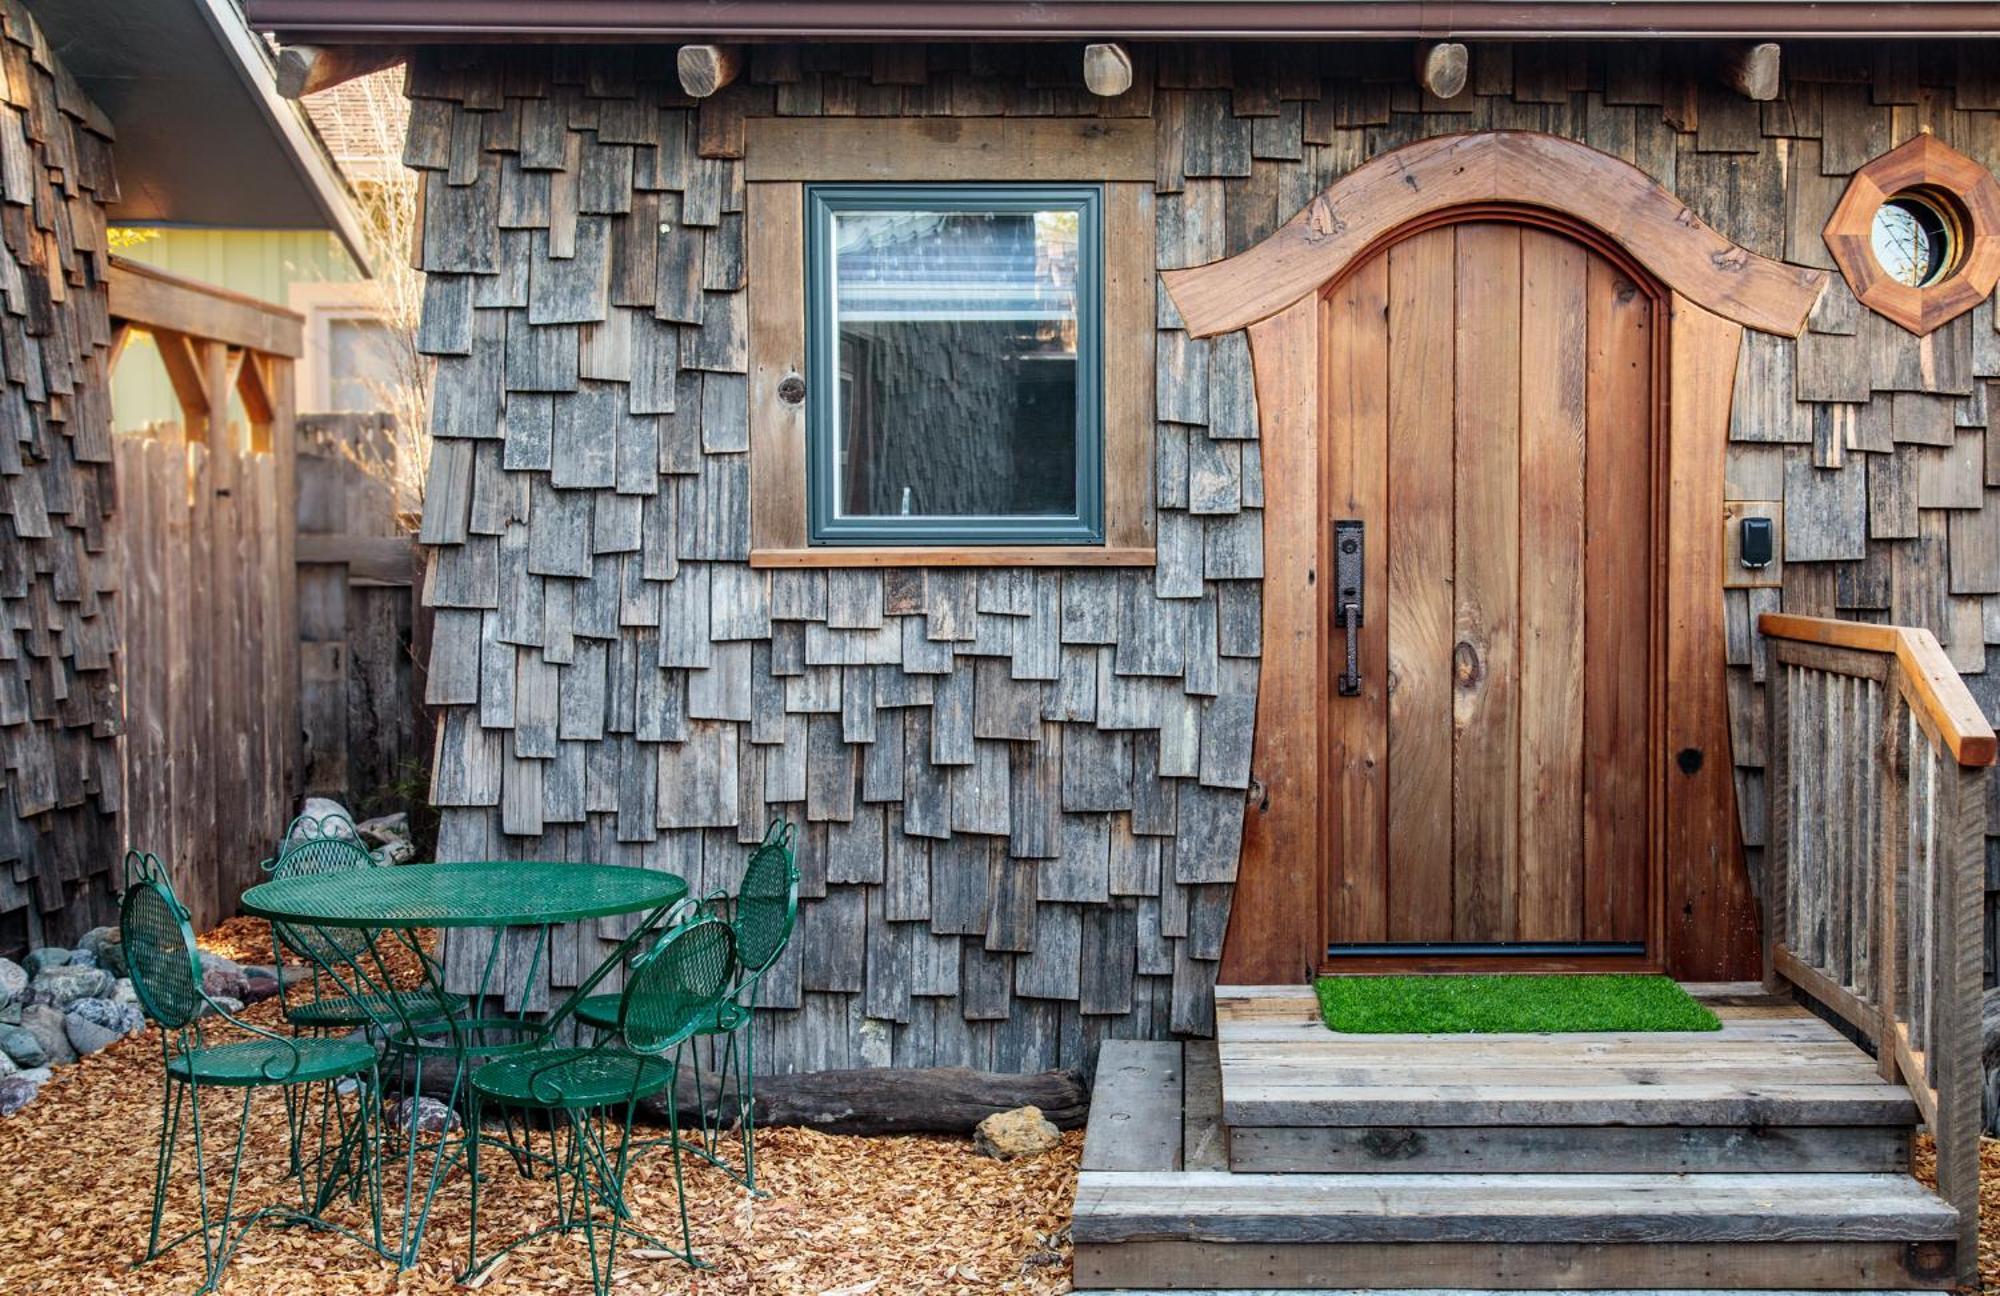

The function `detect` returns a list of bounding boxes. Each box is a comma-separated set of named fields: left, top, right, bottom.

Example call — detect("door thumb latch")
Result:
left=1335, top=520, right=1364, bottom=697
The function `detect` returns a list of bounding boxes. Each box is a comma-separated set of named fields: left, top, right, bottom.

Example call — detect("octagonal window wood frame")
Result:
left=1823, top=132, right=2000, bottom=337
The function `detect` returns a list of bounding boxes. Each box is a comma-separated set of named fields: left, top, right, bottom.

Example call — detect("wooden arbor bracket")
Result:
left=1823, top=132, right=2000, bottom=337
left=1161, top=131, right=1828, bottom=340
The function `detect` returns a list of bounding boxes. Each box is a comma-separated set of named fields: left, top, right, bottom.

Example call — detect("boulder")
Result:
left=386, top=1096, right=460, bottom=1141
left=15, top=1067, right=50, bottom=1084
left=0, top=1023, right=48, bottom=1069
left=76, top=927, right=125, bottom=979
left=69, top=997, right=145, bottom=1038
left=0, top=1047, right=13, bottom=1077
left=29, top=965, right=114, bottom=1009
left=21, top=947, right=70, bottom=978
left=355, top=812, right=410, bottom=845
left=64, top=1011, right=121, bottom=1057
left=18, top=1005, right=76, bottom=1068
left=0, top=957, right=24, bottom=1007
left=113, top=979, right=139, bottom=1006
left=286, top=798, right=359, bottom=849
left=972, top=1105, right=1061, bottom=1160
left=0, top=1075, right=36, bottom=1117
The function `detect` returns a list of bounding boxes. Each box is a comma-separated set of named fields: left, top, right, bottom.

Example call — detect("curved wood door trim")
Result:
left=1162, top=131, right=1827, bottom=340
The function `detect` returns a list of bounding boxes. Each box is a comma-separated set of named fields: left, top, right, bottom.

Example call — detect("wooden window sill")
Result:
left=749, top=546, right=1156, bottom=569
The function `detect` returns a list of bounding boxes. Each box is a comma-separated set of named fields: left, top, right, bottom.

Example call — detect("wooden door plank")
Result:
left=1516, top=229, right=1590, bottom=942
left=1584, top=254, right=1657, bottom=944
left=1324, top=255, right=1392, bottom=944
left=1451, top=222, right=1523, bottom=941
left=1384, top=226, right=1458, bottom=942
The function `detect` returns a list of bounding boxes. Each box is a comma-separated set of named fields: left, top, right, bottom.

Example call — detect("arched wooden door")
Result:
left=1323, top=215, right=1661, bottom=959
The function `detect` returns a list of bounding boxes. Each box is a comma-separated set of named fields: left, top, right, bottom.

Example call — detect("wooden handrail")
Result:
left=107, top=255, right=305, bottom=359
left=1761, top=612, right=1988, bottom=1284
left=1759, top=612, right=1996, bottom=766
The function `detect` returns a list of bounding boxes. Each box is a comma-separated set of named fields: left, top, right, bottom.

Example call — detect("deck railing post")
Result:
left=1933, top=757, right=1985, bottom=1282
left=1762, top=650, right=1790, bottom=995
left=1874, top=686, right=1905, bottom=1086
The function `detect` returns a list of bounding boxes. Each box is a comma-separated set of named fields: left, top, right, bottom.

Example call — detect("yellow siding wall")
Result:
left=112, top=229, right=356, bottom=431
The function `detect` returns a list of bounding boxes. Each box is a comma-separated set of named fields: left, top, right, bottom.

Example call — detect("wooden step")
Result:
left=1216, top=985, right=1920, bottom=1133
left=1227, top=1121, right=1911, bottom=1174
left=1071, top=1170, right=1960, bottom=1291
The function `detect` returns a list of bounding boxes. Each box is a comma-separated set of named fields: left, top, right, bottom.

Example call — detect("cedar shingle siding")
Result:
left=0, top=4, right=120, bottom=954
left=405, top=42, right=2000, bottom=1072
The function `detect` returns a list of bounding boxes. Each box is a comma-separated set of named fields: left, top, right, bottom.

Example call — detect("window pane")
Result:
left=327, top=317, right=397, bottom=412
left=830, top=206, right=1081, bottom=522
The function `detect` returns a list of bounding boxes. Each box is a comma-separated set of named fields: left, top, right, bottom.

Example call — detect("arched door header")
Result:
left=1162, top=131, right=1828, bottom=339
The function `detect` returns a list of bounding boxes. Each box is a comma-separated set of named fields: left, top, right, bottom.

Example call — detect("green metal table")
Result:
left=239, top=860, right=689, bottom=1266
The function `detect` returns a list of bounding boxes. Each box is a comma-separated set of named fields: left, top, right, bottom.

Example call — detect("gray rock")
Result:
left=21, top=947, right=70, bottom=978
left=0, top=1075, right=36, bottom=1117
left=16, top=1067, right=50, bottom=1084
left=112, top=979, right=138, bottom=1005
left=76, top=927, right=125, bottom=978
left=0, top=1024, right=48, bottom=1069
left=65, top=1012, right=121, bottom=1057
left=0, top=1048, right=13, bottom=1077
left=18, top=1005, right=75, bottom=1067
left=387, top=1095, right=460, bottom=1140
left=1981, top=986, right=2000, bottom=1135
left=29, top=965, right=114, bottom=1009
left=355, top=811, right=411, bottom=844
left=69, top=996, right=145, bottom=1037
left=0, top=957, right=24, bottom=1005
left=202, top=965, right=249, bottom=1003
left=67, top=950, right=98, bottom=970
left=286, top=798, right=360, bottom=849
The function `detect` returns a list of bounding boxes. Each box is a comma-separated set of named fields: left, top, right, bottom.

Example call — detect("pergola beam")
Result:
left=273, top=43, right=406, bottom=98
left=1083, top=42, right=1134, bottom=97
left=1720, top=41, right=1783, bottom=101
left=1416, top=41, right=1470, bottom=100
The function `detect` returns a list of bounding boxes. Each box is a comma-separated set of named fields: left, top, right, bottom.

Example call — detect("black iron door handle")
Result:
left=1334, top=519, right=1364, bottom=697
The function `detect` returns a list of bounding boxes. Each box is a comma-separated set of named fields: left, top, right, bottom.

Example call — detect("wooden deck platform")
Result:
left=1071, top=984, right=1958, bottom=1292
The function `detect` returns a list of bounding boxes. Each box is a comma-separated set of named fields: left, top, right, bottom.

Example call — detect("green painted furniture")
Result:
left=466, top=916, right=737, bottom=1293
left=238, top=858, right=690, bottom=1267
left=574, top=821, right=800, bottom=1190
left=263, top=814, right=464, bottom=1033
left=121, top=850, right=385, bottom=1294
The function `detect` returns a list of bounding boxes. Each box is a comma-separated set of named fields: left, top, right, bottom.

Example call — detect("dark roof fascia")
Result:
left=244, top=0, right=2000, bottom=41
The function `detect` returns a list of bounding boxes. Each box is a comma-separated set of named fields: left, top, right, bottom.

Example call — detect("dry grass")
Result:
left=0, top=919, right=1078, bottom=1296
left=1913, top=1132, right=2000, bottom=1294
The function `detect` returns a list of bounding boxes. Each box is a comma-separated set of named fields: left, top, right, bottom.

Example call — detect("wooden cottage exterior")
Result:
left=247, top=6, right=2000, bottom=1285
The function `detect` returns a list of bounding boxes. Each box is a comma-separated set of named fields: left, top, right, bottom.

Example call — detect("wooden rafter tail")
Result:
left=677, top=44, right=744, bottom=98
left=273, top=44, right=408, bottom=99
left=1083, top=43, right=1134, bottom=97
left=1719, top=42, right=1782, bottom=101
left=1415, top=42, right=1470, bottom=100
left=1160, top=131, right=1828, bottom=340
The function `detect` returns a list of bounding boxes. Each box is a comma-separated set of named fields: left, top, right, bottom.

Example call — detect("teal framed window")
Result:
left=805, top=183, right=1104, bottom=545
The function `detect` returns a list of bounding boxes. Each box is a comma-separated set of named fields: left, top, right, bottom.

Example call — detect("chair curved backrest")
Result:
left=264, top=832, right=378, bottom=964
left=620, top=917, right=735, bottom=1055
left=120, top=852, right=204, bottom=1031
left=732, top=821, right=799, bottom=975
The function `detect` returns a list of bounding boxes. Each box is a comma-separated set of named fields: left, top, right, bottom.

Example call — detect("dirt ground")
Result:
left=0, top=919, right=1078, bottom=1296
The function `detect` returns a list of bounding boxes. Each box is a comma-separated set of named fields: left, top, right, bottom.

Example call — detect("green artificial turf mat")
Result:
left=1313, top=973, right=1723, bottom=1034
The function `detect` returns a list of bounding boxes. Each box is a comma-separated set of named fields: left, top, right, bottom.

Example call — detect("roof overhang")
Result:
left=243, top=0, right=2000, bottom=42
left=34, top=0, right=369, bottom=268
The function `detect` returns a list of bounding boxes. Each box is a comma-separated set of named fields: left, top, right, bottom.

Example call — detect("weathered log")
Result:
left=1415, top=42, right=1469, bottom=101
left=676, top=44, right=744, bottom=98
left=637, top=1066, right=1091, bottom=1135
left=388, top=1051, right=1089, bottom=1135
left=1083, top=43, right=1134, bottom=97
left=274, top=44, right=407, bottom=99
left=1720, top=41, right=1782, bottom=102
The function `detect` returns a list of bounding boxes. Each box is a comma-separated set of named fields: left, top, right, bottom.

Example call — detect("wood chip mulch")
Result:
left=0, top=918, right=1079, bottom=1296
left=1913, top=1131, right=2000, bottom=1294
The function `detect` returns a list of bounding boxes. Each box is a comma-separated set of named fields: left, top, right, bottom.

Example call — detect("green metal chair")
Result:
left=464, top=916, right=736, bottom=1293
left=263, top=813, right=462, bottom=1032
left=121, top=850, right=385, bottom=1294
left=573, top=821, right=799, bottom=1191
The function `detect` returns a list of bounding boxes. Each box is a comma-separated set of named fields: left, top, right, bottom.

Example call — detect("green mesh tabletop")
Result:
left=240, top=860, right=688, bottom=929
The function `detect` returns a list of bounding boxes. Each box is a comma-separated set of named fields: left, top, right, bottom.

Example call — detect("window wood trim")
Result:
left=747, top=118, right=1156, bottom=568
